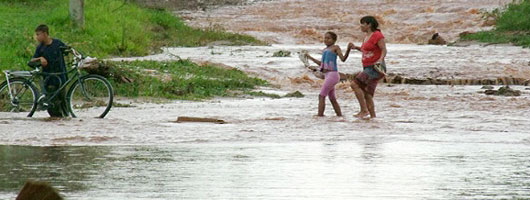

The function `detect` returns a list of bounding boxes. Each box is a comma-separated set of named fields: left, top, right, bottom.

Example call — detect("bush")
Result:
left=461, top=0, right=530, bottom=47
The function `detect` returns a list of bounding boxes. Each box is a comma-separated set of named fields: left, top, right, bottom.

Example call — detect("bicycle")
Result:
left=0, top=46, right=113, bottom=118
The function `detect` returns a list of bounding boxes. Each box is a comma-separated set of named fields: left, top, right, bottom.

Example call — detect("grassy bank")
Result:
left=461, top=0, right=530, bottom=47
left=106, top=60, right=268, bottom=100
left=0, top=0, right=264, bottom=71
left=0, top=0, right=268, bottom=99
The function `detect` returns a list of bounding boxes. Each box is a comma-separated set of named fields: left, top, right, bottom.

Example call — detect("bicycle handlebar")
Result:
left=61, top=46, right=85, bottom=60
left=27, top=60, right=42, bottom=68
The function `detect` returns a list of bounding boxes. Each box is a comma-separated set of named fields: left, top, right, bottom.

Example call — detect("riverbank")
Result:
left=461, top=0, right=530, bottom=47
left=0, top=0, right=268, bottom=99
left=104, top=59, right=268, bottom=100
left=132, top=0, right=250, bottom=10
left=0, top=0, right=264, bottom=71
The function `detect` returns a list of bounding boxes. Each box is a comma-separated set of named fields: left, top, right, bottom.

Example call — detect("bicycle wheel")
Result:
left=0, top=78, right=39, bottom=117
left=67, top=74, right=113, bottom=118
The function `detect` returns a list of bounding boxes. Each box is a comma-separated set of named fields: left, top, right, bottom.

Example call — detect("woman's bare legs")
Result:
left=329, top=98, right=342, bottom=116
left=364, top=93, right=376, bottom=118
left=350, top=81, right=369, bottom=118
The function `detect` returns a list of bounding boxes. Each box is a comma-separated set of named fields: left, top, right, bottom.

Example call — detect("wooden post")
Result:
left=69, top=0, right=84, bottom=28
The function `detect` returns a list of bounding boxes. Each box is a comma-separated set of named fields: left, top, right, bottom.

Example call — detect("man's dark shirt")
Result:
left=32, top=38, right=69, bottom=117
left=32, top=38, right=67, bottom=86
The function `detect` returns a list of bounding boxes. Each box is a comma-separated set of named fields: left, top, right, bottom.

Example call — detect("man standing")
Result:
left=31, top=24, right=69, bottom=117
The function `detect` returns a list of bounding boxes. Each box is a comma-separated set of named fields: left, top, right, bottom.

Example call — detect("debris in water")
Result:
left=290, top=75, right=316, bottom=85
left=484, top=86, right=521, bottom=96
left=428, top=33, right=447, bottom=45
left=272, top=50, right=291, bottom=57
left=284, top=91, right=304, bottom=98
left=176, top=116, right=226, bottom=124
left=248, top=91, right=282, bottom=99
left=264, top=117, right=286, bottom=121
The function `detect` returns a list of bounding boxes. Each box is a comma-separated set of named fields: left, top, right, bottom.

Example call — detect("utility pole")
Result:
left=69, top=0, right=85, bottom=28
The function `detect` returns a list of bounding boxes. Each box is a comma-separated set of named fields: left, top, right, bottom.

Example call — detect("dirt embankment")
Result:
left=132, top=0, right=249, bottom=10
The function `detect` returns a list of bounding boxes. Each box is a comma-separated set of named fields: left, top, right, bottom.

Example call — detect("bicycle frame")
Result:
left=3, top=70, right=15, bottom=103
left=3, top=47, right=88, bottom=107
left=3, top=69, right=35, bottom=107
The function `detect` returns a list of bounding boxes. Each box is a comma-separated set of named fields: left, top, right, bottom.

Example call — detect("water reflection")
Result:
left=360, top=136, right=384, bottom=163
left=1, top=143, right=529, bottom=199
left=0, top=145, right=109, bottom=192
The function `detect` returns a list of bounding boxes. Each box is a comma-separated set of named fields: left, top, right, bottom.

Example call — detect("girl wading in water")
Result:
left=305, top=32, right=352, bottom=117
left=349, top=16, right=387, bottom=119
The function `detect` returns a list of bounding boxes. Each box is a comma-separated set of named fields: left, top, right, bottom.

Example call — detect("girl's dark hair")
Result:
left=35, top=24, right=49, bottom=34
left=326, top=31, right=337, bottom=41
left=360, top=16, right=379, bottom=31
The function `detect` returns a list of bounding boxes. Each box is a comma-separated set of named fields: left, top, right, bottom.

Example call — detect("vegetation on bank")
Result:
left=0, top=0, right=269, bottom=99
left=106, top=60, right=268, bottom=100
left=0, top=0, right=265, bottom=71
left=461, top=0, right=530, bottom=47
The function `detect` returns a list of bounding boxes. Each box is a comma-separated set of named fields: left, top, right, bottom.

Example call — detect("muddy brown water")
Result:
left=2, top=83, right=530, bottom=199
left=2, top=0, right=530, bottom=199
left=177, top=0, right=514, bottom=44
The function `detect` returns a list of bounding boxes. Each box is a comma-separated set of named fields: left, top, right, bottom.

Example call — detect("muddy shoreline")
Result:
left=383, top=74, right=530, bottom=86
left=132, top=0, right=262, bottom=10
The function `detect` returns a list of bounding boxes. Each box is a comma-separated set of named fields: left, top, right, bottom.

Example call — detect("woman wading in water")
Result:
left=349, top=16, right=387, bottom=119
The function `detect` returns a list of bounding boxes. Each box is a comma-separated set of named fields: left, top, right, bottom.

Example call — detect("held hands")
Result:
left=348, top=42, right=361, bottom=51
left=41, top=57, right=48, bottom=67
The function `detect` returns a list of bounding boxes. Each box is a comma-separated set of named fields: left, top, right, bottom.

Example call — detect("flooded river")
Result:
left=2, top=44, right=530, bottom=199
left=177, top=0, right=514, bottom=44
left=2, top=0, right=530, bottom=199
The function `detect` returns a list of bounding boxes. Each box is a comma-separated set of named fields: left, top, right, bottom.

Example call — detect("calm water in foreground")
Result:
left=1, top=139, right=529, bottom=199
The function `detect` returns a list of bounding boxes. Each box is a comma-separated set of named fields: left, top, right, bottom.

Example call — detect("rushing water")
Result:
left=2, top=0, right=530, bottom=199
left=177, top=0, right=514, bottom=44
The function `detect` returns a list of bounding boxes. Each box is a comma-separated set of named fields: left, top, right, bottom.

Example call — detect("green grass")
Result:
left=461, top=0, right=530, bottom=47
left=0, top=0, right=268, bottom=100
left=106, top=60, right=268, bottom=99
left=0, top=0, right=265, bottom=71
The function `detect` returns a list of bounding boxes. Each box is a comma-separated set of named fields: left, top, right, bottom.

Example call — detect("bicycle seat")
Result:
left=59, top=46, right=71, bottom=50
left=60, top=46, right=72, bottom=55
left=27, top=60, right=42, bottom=68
